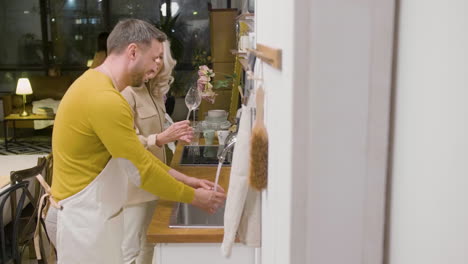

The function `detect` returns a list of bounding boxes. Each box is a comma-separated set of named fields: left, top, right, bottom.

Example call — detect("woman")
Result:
left=90, top=32, right=109, bottom=68
left=121, top=41, right=221, bottom=263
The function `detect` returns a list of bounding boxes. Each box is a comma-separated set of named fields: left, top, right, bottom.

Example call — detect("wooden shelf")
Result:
left=247, top=43, right=282, bottom=70
left=230, top=49, right=247, bottom=56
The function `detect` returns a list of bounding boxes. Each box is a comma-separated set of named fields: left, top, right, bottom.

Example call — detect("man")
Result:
left=46, top=19, right=225, bottom=263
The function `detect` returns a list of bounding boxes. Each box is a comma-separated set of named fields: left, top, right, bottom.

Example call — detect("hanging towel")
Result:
left=221, top=95, right=261, bottom=257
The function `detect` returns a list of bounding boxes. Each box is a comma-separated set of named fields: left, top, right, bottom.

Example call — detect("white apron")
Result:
left=48, top=158, right=129, bottom=264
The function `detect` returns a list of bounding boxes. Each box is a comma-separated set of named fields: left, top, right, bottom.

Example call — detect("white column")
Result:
left=256, top=0, right=294, bottom=263
left=389, top=1, right=468, bottom=263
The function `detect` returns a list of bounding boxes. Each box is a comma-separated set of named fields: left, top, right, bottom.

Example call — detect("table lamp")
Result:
left=16, top=78, right=33, bottom=117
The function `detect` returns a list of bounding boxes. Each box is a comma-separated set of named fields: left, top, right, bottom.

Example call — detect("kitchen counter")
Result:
left=146, top=141, right=231, bottom=243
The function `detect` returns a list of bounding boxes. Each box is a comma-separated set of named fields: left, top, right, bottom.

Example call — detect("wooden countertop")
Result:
left=146, top=141, right=231, bottom=243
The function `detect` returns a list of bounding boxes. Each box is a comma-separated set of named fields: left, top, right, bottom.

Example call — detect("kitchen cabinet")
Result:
left=153, top=243, right=258, bottom=264
left=198, top=9, right=237, bottom=119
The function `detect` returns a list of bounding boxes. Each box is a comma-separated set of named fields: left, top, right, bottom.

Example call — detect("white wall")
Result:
left=303, top=0, right=395, bottom=263
left=256, top=0, right=395, bottom=263
left=256, top=0, right=294, bottom=263
left=388, top=1, right=468, bottom=263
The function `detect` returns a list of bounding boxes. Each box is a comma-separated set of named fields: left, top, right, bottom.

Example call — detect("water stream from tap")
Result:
left=214, top=161, right=223, bottom=192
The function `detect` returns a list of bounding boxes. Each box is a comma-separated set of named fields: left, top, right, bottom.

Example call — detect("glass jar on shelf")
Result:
left=236, top=13, right=255, bottom=52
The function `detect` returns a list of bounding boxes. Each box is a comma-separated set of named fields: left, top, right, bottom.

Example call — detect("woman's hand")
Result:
left=185, top=177, right=225, bottom=193
left=156, top=120, right=193, bottom=147
left=168, top=169, right=226, bottom=194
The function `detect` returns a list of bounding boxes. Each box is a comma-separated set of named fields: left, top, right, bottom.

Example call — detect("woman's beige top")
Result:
left=121, top=85, right=167, bottom=205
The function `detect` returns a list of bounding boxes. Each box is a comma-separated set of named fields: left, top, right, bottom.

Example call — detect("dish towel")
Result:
left=221, top=96, right=261, bottom=257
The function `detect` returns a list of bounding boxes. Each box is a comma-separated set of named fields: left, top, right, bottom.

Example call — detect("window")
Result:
left=0, top=0, right=43, bottom=67
left=171, top=0, right=210, bottom=64
left=109, top=0, right=160, bottom=25
left=49, top=0, right=107, bottom=66
left=0, top=0, right=213, bottom=94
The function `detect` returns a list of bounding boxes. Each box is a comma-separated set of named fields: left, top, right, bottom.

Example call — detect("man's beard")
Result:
left=130, top=70, right=145, bottom=87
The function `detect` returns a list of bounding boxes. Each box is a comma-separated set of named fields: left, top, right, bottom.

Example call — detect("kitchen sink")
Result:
left=169, top=202, right=224, bottom=229
left=179, top=145, right=233, bottom=166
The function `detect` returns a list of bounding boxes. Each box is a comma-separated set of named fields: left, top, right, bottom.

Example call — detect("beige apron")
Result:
left=47, top=158, right=129, bottom=264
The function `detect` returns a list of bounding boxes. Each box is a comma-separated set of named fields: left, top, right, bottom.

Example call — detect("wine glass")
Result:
left=185, top=86, right=202, bottom=121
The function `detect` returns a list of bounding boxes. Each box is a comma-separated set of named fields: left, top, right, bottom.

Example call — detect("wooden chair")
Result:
left=0, top=181, right=33, bottom=263
left=0, top=155, right=54, bottom=263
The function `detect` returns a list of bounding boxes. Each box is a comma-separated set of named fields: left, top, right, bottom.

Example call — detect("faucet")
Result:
left=218, top=132, right=237, bottom=163
left=218, top=110, right=241, bottom=163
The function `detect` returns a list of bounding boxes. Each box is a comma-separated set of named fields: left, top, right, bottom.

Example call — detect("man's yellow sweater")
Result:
left=51, top=69, right=194, bottom=203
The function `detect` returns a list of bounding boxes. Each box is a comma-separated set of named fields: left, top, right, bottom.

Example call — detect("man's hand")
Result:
left=192, top=188, right=227, bottom=214
left=156, top=120, right=193, bottom=147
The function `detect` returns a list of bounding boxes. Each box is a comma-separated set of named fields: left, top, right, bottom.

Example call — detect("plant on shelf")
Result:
left=196, top=65, right=237, bottom=104
left=192, top=48, right=212, bottom=70
left=213, top=73, right=238, bottom=89
left=197, top=65, right=216, bottom=103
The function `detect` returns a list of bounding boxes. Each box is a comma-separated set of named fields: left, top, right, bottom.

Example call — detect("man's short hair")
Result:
left=107, top=19, right=167, bottom=55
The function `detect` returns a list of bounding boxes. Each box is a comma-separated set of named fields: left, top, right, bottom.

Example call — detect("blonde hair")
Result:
left=147, top=40, right=176, bottom=98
